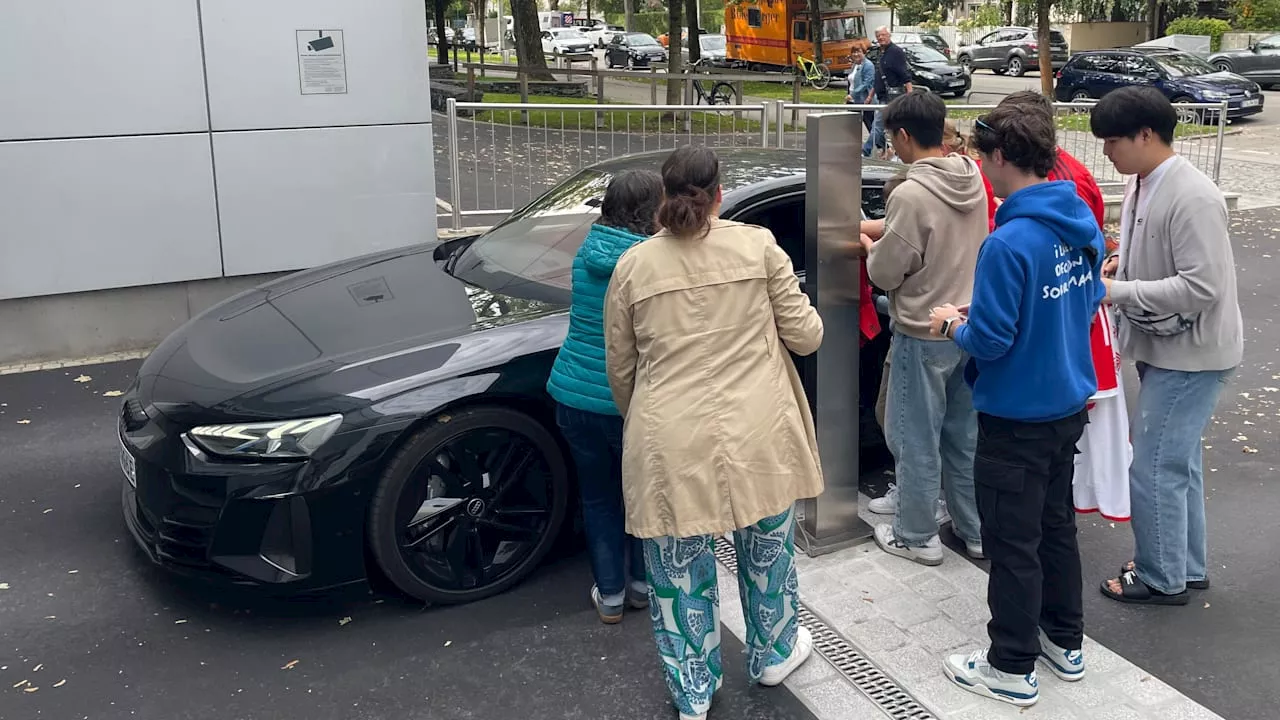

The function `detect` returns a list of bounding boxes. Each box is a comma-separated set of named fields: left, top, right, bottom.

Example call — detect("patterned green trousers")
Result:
left=642, top=505, right=801, bottom=717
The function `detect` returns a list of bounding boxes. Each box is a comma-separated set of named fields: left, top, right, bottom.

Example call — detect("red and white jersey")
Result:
left=1074, top=308, right=1130, bottom=521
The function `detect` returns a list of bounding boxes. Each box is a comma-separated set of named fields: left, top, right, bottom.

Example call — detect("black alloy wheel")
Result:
left=368, top=406, right=569, bottom=604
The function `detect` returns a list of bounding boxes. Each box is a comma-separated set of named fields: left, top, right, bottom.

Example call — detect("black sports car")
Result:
left=118, top=148, right=898, bottom=605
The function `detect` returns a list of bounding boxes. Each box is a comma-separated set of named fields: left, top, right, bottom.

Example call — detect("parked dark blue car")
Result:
left=1054, top=47, right=1264, bottom=119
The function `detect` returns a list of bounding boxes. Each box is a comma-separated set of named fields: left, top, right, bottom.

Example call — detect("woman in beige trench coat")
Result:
left=603, top=146, right=825, bottom=720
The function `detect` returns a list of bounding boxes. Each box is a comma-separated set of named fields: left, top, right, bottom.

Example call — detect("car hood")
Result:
left=1175, top=71, right=1257, bottom=92
left=914, top=60, right=964, bottom=74
left=137, top=243, right=567, bottom=425
left=1211, top=49, right=1259, bottom=59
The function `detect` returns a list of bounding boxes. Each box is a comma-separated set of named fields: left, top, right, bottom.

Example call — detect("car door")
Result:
left=1081, top=53, right=1127, bottom=97
left=1241, top=34, right=1280, bottom=83
left=999, top=29, right=1029, bottom=66
left=972, top=31, right=1001, bottom=68
left=607, top=35, right=626, bottom=65
left=540, top=30, right=554, bottom=54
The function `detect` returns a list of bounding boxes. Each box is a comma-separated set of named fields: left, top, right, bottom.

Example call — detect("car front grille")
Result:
left=122, top=400, right=148, bottom=431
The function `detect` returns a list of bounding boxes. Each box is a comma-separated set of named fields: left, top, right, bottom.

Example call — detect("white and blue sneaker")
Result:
left=944, top=649, right=1040, bottom=707
left=1038, top=628, right=1085, bottom=682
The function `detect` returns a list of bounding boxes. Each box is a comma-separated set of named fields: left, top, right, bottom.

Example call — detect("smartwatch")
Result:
left=941, top=316, right=958, bottom=338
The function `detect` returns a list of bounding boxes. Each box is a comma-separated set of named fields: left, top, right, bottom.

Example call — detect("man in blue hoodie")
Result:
left=929, top=104, right=1105, bottom=707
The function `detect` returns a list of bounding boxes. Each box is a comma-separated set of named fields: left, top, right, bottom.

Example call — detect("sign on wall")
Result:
left=296, top=30, right=348, bottom=95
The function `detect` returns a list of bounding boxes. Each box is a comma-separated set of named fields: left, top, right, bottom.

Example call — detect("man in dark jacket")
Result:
left=864, top=26, right=913, bottom=157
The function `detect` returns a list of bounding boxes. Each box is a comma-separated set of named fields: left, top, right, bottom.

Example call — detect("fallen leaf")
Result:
left=67, top=570, right=78, bottom=574
left=32, top=664, right=42, bottom=673
left=0, top=583, right=9, bottom=590
left=281, top=660, right=299, bottom=670
left=1233, top=435, right=1248, bottom=442
left=52, top=679, right=66, bottom=688
left=42, top=509, right=52, bottom=514
left=102, top=390, right=124, bottom=398
left=444, top=640, right=453, bottom=647
left=12, top=679, right=28, bottom=688
left=73, top=375, right=91, bottom=383
left=174, top=619, right=188, bottom=625
left=44, top=616, right=56, bottom=620
left=16, top=420, right=30, bottom=425
left=1204, top=602, right=1211, bottom=609
left=339, top=617, right=352, bottom=626
left=23, top=686, right=38, bottom=693
left=1244, top=447, right=1259, bottom=454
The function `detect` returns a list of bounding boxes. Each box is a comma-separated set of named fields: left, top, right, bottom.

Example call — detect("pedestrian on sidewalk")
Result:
left=859, top=92, right=986, bottom=566
left=604, top=145, right=822, bottom=720
left=1091, top=86, right=1243, bottom=606
left=934, top=103, right=1106, bottom=706
left=844, top=41, right=877, bottom=136
left=546, top=169, right=664, bottom=624
left=864, top=26, right=912, bottom=158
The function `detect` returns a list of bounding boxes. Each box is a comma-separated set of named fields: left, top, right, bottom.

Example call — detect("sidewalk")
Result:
left=712, top=498, right=1225, bottom=720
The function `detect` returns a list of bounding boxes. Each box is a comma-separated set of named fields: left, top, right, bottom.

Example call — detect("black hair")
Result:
left=598, top=169, right=663, bottom=236
left=1000, top=89, right=1054, bottom=118
left=658, top=145, right=720, bottom=238
left=882, top=91, right=946, bottom=150
left=972, top=104, right=1057, bottom=178
left=1089, top=85, right=1176, bottom=145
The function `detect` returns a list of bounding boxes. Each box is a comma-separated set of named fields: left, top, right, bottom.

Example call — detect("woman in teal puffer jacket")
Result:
left=546, top=168, right=664, bottom=624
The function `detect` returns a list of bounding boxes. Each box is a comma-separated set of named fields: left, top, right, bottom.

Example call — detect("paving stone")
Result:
left=1083, top=639, right=1135, bottom=674
left=1112, top=666, right=1183, bottom=706
left=808, top=588, right=882, bottom=630
left=907, top=617, right=971, bottom=653
left=900, top=570, right=961, bottom=603
left=908, top=673, right=984, bottom=716
left=841, top=617, right=910, bottom=653
left=880, top=642, right=940, bottom=682
left=936, top=593, right=990, bottom=625
left=837, top=568, right=908, bottom=602
left=878, top=590, right=942, bottom=629
left=1093, top=704, right=1147, bottom=720
left=1049, top=675, right=1113, bottom=708
left=798, top=677, right=893, bottom=720
left=948, top=701, right=1033, bottom=720
left=783, top=653, right=839, bottom=689
left=1150, top=699, right=1228, bottom=720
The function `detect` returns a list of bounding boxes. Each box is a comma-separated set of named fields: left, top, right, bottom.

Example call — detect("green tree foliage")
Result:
left=1230, top=0, right=1280, bottom=30
left=1165, top=16, right=1232, bottom=49
left=958, top=2, right=1002, bottom=29
left=894, top=0, right=947, bottom=26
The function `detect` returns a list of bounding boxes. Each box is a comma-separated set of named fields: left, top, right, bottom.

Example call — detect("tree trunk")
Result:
left=1146, top=0, right=1158, bottom=40
left=667, top=0, right=684, bottom=105
left=1037, top=0, right=1053, bottom=96
left=512, top=0, right=555, bottom=80
left=687, top=0, right=701, bottom=65
left=809, top=0, right=824, bottom=63
left=434, top=0, right=449, bottom=66
left=477, top=0, right=486, bottom=55
left=624, top=0, right=636, bottom=31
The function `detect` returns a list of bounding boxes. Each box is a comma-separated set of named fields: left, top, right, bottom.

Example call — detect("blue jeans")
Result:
left=862, top=109, right=886, bottom=156
left=555, top=403, right=645, bottom=598
left=1130, top=363, right=1232, bottom=594
left=884, top=332, right=981, bottom=547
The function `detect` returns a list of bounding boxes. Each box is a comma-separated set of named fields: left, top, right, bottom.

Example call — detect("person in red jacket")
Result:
left=1000, top=91, right=1105, bottom=226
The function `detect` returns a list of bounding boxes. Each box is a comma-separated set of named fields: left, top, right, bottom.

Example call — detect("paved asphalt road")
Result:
left=0, top=362, right=818, bottom=720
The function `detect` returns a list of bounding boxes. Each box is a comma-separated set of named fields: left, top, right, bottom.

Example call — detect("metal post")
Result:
left=774, top=99, right=785, bottom=149
left=447, top=98, right=463, bottom=231
left=759, top=101, right=769, bottom=147
left=650, top=66, right=658, bottom=105
left=796, top=110, right=873, bottom=556
left=1213, top=100, right=1228, bottom=184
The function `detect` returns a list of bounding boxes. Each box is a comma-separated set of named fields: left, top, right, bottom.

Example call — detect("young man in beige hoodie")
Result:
left=859, top=92, right=989, bottom=565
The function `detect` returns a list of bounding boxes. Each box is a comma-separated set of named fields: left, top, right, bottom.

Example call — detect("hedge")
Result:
left=605, top=11, right=728, bottom=37
left=1164, top=17, right=1232, bottom=52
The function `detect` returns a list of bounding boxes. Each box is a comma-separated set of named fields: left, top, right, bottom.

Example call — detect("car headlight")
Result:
left=188, top=414, right=343, bottom=459
left=1202, top=90, right=1230, bottom=100
left=918, top=71, right=940, bottom=80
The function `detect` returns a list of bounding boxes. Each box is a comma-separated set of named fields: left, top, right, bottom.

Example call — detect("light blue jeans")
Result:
left=1130, top=363, right=1233, bottom=594
left=884, top=332, right=981, bottom=547
left=862, top=109, right=886, bottom=157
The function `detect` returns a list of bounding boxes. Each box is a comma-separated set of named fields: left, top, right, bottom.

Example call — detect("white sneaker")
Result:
left=1037, top=628, right=1085, bottom=681
left=964, top=540, right=985, bottom=560
left=944, top=649, right=1039, bottom=707
left=873, top=524, right=944, bottom=566
left=868, top=486, right=949, bottom=525
left=759, top=626, right=813, bottom=686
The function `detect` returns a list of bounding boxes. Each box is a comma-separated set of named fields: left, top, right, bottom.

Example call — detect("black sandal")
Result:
left=1120, top=561, right=1210, bottom=590
left=1100, top=571, right=1190, bottom=606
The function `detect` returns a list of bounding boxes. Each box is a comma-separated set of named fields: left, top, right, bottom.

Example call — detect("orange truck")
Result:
left=725, top=0, right=867, bottom=75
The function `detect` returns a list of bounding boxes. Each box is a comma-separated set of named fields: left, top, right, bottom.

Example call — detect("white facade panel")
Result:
left=0, top=0, right=210, bottom=140
left=0, top=135, right=223, bottom=300
left=199, top=0, right=432, bottom=130
left=213, top=123, right=437, bottom=277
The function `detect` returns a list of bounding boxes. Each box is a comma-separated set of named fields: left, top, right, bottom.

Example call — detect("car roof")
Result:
left=586, top=148, right=901, bottom=192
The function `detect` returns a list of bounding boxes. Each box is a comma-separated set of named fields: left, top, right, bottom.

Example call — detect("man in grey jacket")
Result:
left=1090, top=86, right=1243, bottom=606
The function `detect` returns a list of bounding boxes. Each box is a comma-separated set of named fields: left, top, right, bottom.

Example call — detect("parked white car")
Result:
left=586, top=23, right=625, bottom=48
left=541, top=27, right=594, bottom=55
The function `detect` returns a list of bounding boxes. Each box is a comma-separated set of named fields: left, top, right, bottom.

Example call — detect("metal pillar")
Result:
left=796, top=111, right=874, bottom=557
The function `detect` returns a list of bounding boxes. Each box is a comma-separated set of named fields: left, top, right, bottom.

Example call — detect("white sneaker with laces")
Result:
left=759, top=626, right=813, bottom=686
left=944, top=649, right=1039, bottom=707
left=868, top=485, right=949, bottom=526
left=1037, top=628, right=1085, bottom=681
left=873, top=524, right=944, bottom=566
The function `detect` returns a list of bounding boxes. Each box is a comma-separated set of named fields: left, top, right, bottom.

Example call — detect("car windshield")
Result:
left=701, top=35, right=726, bottom=50
left=906, top=45, right=949, bottom=63
left=821, top=16, right=864, bottom=41
left=628, top=33, right=660, bottom=46
left=553, top=29, right=586, bottom=39
left=1153, top=52, right=1215, bottom=77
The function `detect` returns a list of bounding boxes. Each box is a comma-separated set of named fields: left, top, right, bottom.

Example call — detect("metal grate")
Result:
left=712, top=537, right=938, bottom=720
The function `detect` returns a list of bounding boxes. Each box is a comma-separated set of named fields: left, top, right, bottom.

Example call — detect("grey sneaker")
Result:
left=1037, top=628, right=1085, bottom=681
left=591, top=585, right=624, bottom=624
left=626, top=583, right=649, bottom=610
left=873, top=524, right=943, bottom=566
left=944, top=649, right=1039, bottom=707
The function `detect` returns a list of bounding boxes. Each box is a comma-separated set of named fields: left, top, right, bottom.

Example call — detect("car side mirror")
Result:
left=1146, top=70, right=1161, bottom=81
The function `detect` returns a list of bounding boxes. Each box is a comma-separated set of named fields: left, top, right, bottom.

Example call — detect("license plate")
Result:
left=949, top=79, right=965, bottom=86
left=119, top=439, right=137, bottom=488
left=1243, top=98, right=1261, bottom=107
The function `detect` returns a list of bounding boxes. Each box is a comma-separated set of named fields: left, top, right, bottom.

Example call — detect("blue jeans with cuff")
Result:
left=555, top=403, right=646, bottom=600
left=883, top=332, right=982, bottom=547
left=1129, top=363, right=1232, bottom=594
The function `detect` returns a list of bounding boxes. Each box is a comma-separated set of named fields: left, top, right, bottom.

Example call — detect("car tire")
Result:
left=1071, top=88, right=1092, bottom=101
left=958, top=55, right=972, bottom=74
left=367, top=406, right=570, bottom=605
left=1214, top=61, right=1232, bottom=74
left=1170, top=94, right=1205, bottom=124
left=1007, top=56, right=1024, bottom=77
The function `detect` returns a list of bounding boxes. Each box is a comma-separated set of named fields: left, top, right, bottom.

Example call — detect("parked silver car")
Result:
left=1208, top=33, right=1280, bottom=89
left=957, top=26, right=1069, bottom=76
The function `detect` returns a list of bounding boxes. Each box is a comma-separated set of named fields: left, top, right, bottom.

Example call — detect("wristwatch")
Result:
left=941, top=316, right=959, bottom=338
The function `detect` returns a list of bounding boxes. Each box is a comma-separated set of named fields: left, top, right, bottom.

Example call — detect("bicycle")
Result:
left=687, top=59, right=737, bottom=105
left=794, top=55, right=832, bottom=90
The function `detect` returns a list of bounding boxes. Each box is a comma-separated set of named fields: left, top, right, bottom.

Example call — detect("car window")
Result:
left=748, top=7, right=763, bottom=27
left=978, top=31, right=999, bottom=45
left=1049, top=30, right=1067, bottom=44
left=999, top=30, right=1025, bottom=42
left=794, top=21, right=808, bottom=41
left=701, top=35, right=726, bottom=50
left=626, top=32, right=660, bottom=46
left=1152, top=52, right=1214, bottom=77
left=905, top=44, right=949, bottom=64
left=1120, top=56, right=1154, bottom=75
left=1258, top=34, right=1280, bottom=49
left=1070, top=55, right=1097, bottom=71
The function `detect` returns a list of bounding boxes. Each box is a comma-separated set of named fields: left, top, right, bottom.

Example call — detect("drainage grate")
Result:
left=712, top=538, right=938, bottom=720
